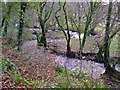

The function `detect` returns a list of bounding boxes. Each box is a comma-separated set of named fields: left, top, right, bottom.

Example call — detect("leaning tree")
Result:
left=103, top=1, right=120, bottom=79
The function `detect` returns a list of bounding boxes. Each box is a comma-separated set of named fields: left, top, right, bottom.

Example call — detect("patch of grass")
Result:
left=83, top=37, right=99, bottom=53
left=110, top=44, right=119, bottom=52
left=22, top=35, right=36, bottom=41
left=70, top=39, right=79, bottom=52
left=47, top=31, right=65, bottom=39
left=51, top=38, right=99, bottom=53
left=110, top=34, right=120, bottom=52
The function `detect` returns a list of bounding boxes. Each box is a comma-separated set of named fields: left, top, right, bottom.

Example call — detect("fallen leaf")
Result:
left=26, top=73, right=30, bottom=76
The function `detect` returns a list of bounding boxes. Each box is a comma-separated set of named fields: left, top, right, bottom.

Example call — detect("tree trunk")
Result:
left=82, top=2, right=94, bottom=49
left=18, top=2, right=27, bottom=51
left=37, top=2, right=48, bottom=47
left=67, top=32, right=71, bottom=57
left=2, top=3, right=13, bottom=38
left=104, top=1, right=113, bottom=73
left=1, top=16, right=6, bottom=31
left=96, top=2, right=120, bottom=64
left=67, top=40, right=71, bottom=57
left=39, top=16, right=47, bottom=47
left=78, top=32, right=82, bottom=59
left=63, top=2, right=71, bottom=57
left=107, top=2, right=120, bottom=80
left=78, top=3, right=82, bottom=59
left=82, top=17, right=92, bottom=48
left=117, top=3, right=120, bottom=57
left=3, top=20, right=8, bottom=39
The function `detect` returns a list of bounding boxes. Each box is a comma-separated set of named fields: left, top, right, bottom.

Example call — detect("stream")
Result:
left=19, top=29, right=120, bottom=79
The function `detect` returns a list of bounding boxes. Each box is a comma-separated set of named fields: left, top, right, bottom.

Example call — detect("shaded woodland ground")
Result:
left=1, top=28, right=120, bottom=88
left=1, top=1, right=120, bottom=88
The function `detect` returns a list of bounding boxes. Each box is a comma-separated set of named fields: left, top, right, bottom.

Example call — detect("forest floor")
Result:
left=2, top=41, right=119, bottom=88
left=2, top=29, right=120, bottom=88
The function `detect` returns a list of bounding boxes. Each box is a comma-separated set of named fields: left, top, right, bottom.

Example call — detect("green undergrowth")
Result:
left=47, top=65, right=110, bottom=88
left=2, top=58, right=110, bottom=88
left=2, top=58, right=29, bottom=88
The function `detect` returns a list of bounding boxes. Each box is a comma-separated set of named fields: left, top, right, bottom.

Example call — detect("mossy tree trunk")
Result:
left=100, top=2, right=120, bottom=79
left=37, top=2, right=54, bottom=47
left=38, top=14, right=47, bottom=47
left=82, top=2, right=94, bottom=49
left=38, top=2, right=47, bottom=47
left=96, top=2, right=120, bottom=64
left=63, top=2, right=71, bottom=57
left=104, top=1, right=114, bottom=73
left=55, top=2, right=72, bottom=57
left=18, top=2, right=27, bottom=51
left=117, top=2, right=120, bottom=56
left=81, top=2, right=101, bottom=55
left=77, top=2, right=82, bottom=59
left=2, top=3, right=13, bottom=40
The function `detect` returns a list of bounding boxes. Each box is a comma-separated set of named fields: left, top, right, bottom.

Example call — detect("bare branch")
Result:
left=44, top=2, right=54, bottom=23
left=110, top=28, right=120, bottom=39
left=55, top=2, right=67, bottom=40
